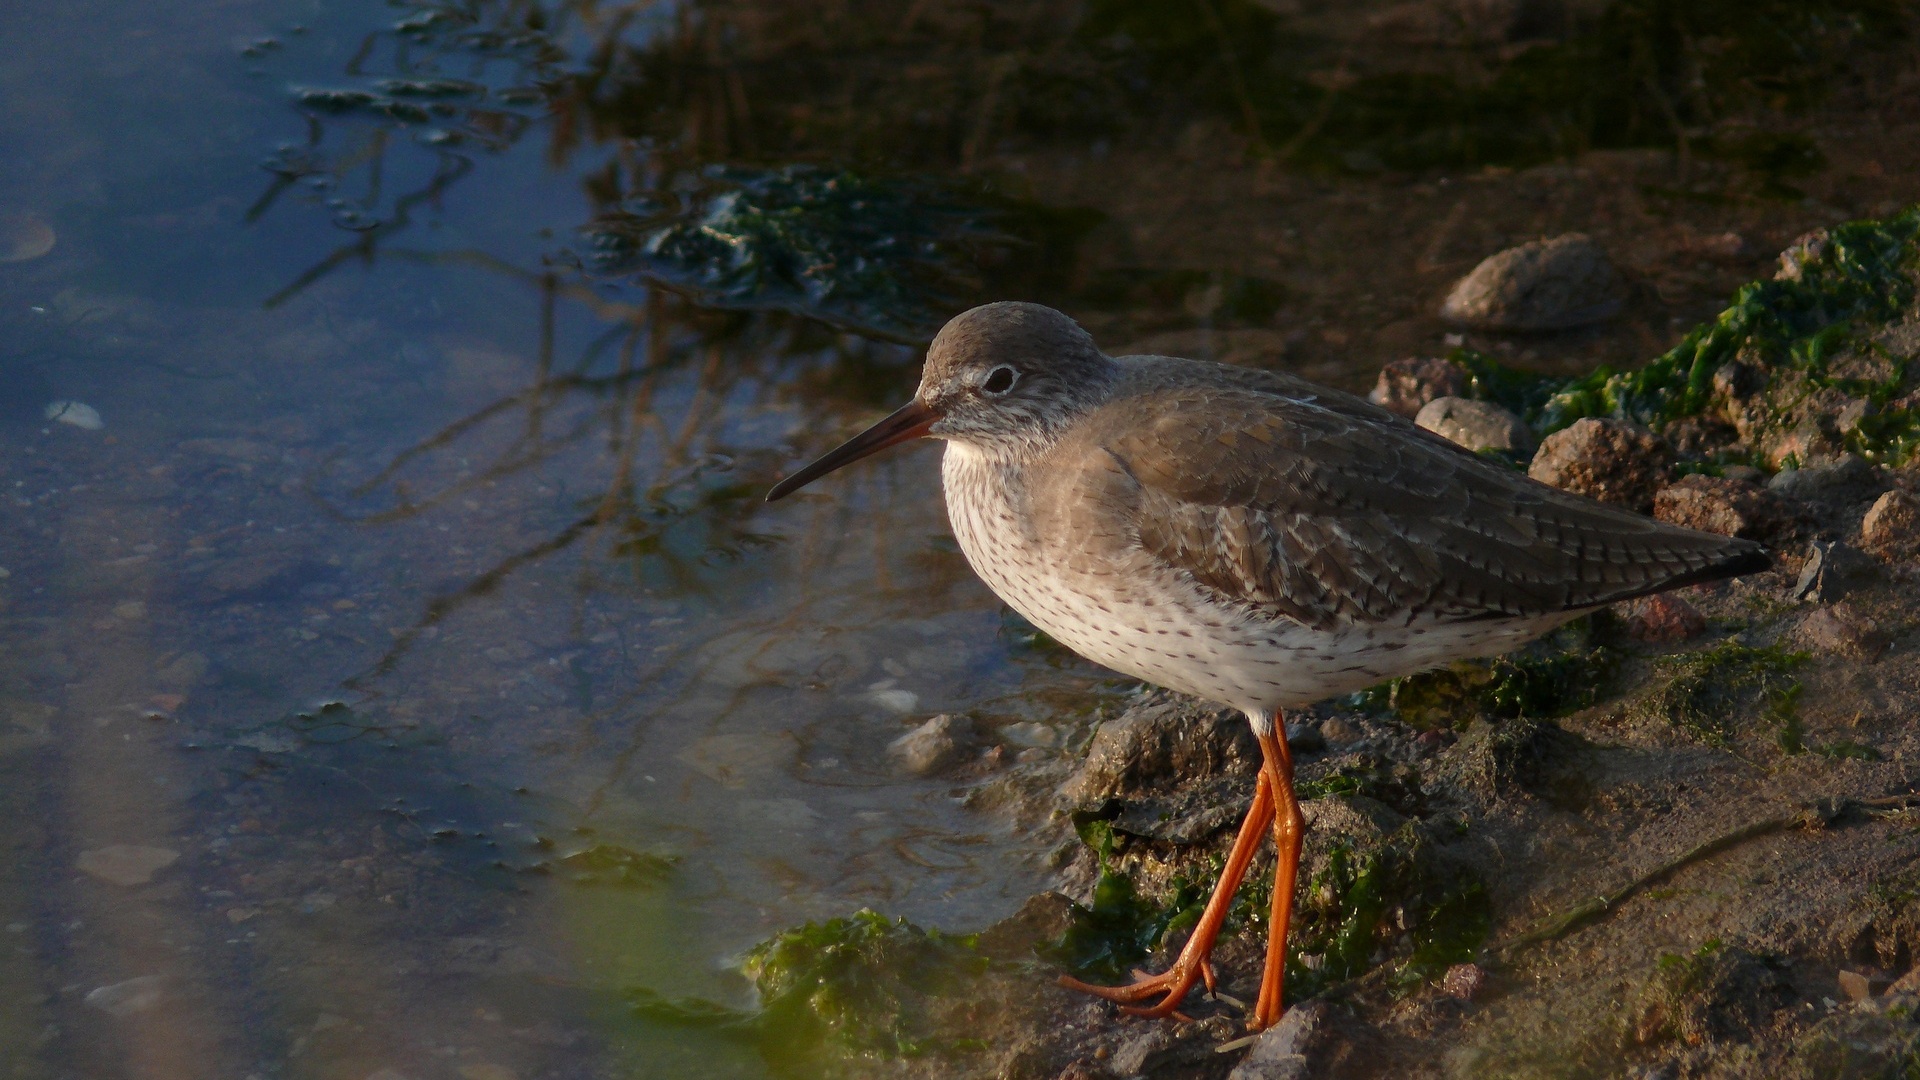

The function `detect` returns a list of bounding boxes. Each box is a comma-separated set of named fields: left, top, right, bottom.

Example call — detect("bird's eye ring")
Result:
left=981, top=366, right=1018, bottom=395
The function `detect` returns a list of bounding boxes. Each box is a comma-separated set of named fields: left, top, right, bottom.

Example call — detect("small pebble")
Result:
left=1283, top=719, right=1325, bottom=753
left=1652, top=474, right=1795, bottom=542
left=1792, top=541, right=1880, bottom=602
left=1838, top=967, right=1893, bottom=1001
left=1529, top=418, right=1672, bottom=512
left=867, top=687, right=919, bottom=714
left=84, top=975, right=167, bottom=1017
left=999, top=721, right=1059, bottom=749
left=887, top=713, right=974, bottom=777
left=1440, top=233, right=1622, bottom=331
left=0, top=211, right=56, bottom=263
left=44, top=400, right=103, bottom=431
left=1368, top=356, right=1468, bottom=418
left=1318, top=717, right=1359, bottom=746
left=76, top=845, right=180, bottom=887
left=1414, top=397, right=1534, bottom=454
left=1622, top=594, right=1707, bottom=644
left=1441, top=962, right=1488, bottom=1001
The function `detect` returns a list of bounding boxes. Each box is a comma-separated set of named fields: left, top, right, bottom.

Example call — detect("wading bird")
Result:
left=766, top=302, right=1768, bottom=1030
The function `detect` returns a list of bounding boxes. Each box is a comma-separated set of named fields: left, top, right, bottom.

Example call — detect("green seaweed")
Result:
left=625, top=909, right=992, bottom=1068
left=1282, top=835, right=1492, bottom=1000
left=1041, top=816, right=1205, bottom=982
left=1539, top=208, right=1920, bottom=439
left=1435, top=207, right=1920, bottom=471
left=1286, top=842, right=1394, bottom=996
left=1641, top=640, right=1807, bottom=745
left=741, top=909, right=989, bottom=1059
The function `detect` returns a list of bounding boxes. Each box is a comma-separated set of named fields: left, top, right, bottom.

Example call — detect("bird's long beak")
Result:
left=765, top=399, right=938, bottom=502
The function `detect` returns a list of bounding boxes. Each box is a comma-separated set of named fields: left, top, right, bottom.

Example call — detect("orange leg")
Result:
left=1250, top=722, right=1305, bottom=1031
left=1058, top=767, right=1275, bottom=1017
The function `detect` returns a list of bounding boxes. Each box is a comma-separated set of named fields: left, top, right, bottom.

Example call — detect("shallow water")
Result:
left=4, top=0, right=1916, bottom=1077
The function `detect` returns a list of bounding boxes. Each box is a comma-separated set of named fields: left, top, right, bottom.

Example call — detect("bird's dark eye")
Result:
left=982, top=366, right=1018, bottom=394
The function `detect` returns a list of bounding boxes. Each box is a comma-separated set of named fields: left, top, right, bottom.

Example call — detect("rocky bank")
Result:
left=683, top=211, right=1920, bottom=1080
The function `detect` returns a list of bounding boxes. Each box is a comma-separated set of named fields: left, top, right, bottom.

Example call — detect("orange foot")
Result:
left=1057, top=959, right=1217, bottom=1018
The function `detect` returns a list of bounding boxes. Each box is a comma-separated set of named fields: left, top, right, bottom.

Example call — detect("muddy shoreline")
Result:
left=710, top=216, right=1920, bottom=1080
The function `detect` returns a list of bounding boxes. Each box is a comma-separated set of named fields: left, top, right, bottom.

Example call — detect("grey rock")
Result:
left=1767, top=453, right=1886, bottom=507
left=887, top=713, right=974, bottom=776
left=1228, top=1000, right=1329, bottom=1080
left=1317, top=717, right=1360, bottom=747
left=84, top=975, right=167, bottom=1017
left=1415, top=396, right=1534, bottom=454
left=975, top=892, right=1076, bottom=962
left=76, top=845, right=180, bottom=887
left=1795, top=603, right=1888, bottom=661
left=1058, top=698, right=1256, bottom=806
left=1058, top=697, right=1258, bottom=843
left=1441, top=233, right=1623, bottom=331
left=1108, top=1015, right=1238, bottom=1078
left=1284, top=718, right=1325, bottom=754
left=1368, top=356, right=1468, bottom=418
left=1528, top=418, right=1672, bottom=512
left=1861, top=489, right=1920, bottom=558
left=1792, top=541, right=1880, bottom=602
left=998, top=720, right=1059, bottom=749
left=1652, top=474, right=1801, bottom=543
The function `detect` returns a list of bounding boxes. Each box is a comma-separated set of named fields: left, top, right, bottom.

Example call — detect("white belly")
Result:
left=940, top=443, right=1573, bottom=714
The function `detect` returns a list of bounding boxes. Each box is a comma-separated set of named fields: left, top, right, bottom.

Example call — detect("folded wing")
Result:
left=1041, top=375, right=1769, bottom=633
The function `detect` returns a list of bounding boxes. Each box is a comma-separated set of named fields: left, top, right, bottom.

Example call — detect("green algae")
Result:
left=1434, top=208, right=1920, bottom=470
left=1042, top=816, right=1206, bottom=982
left=1049, top=804, right=1488, bottom=1003
left=625, top=909, right=993, bottom=1070
left=556, top=842, right=678, bottom=887
left=1282, top=834, right=1491, bottom=1000
left=1540, top=208, right=1920, bottom=440
left=740, top=910, right=989, bottom=1059
left=1640, top=640, right=1807, bottom=746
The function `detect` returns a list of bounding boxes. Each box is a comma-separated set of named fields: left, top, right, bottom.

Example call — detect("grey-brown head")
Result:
left=766, top=302, right=1116, bottom=500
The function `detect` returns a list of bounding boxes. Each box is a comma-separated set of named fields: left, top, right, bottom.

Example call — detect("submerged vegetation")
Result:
left=741, top=911, right=989, bottom=1059
left=629, top=910, right=991, bottom=1067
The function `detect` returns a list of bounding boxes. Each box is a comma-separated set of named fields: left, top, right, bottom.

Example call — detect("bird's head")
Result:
left=766, top=302, right=1116, bottom=501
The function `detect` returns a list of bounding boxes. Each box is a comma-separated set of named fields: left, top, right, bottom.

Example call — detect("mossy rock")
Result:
left=1439, top=715, right=1595, bottom=811
left=1788, top=993, right=1920, bottom=1080
left=1628, top=940, right=1795, bottom=1049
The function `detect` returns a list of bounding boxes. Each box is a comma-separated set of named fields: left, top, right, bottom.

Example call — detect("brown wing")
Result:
left=1037, top=368, right=1769, bottom=632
